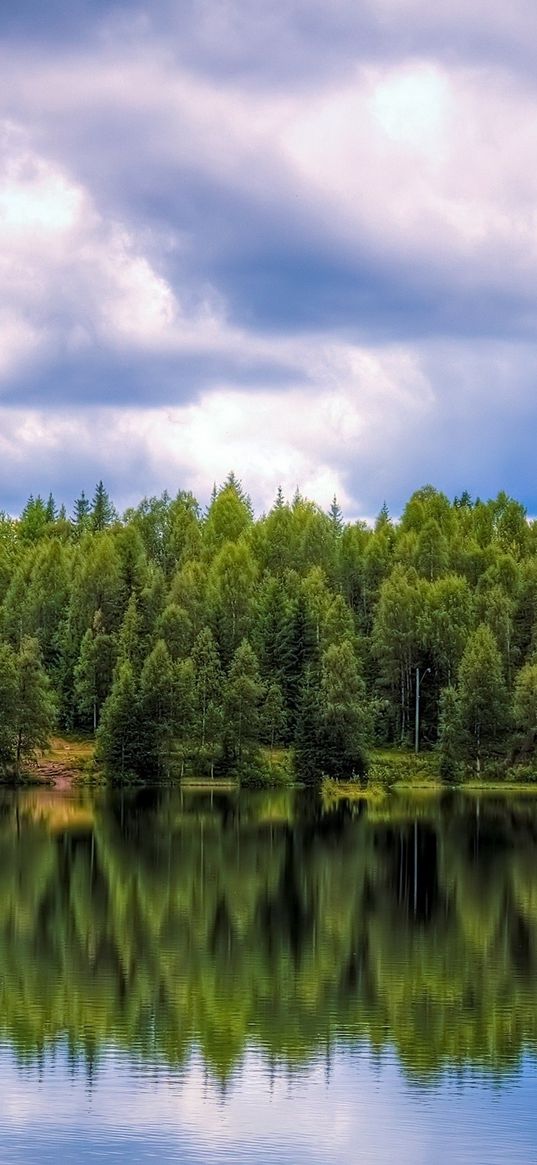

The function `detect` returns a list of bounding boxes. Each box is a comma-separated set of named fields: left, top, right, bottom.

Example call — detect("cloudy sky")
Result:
left=2, top=0, right=537, bottom=517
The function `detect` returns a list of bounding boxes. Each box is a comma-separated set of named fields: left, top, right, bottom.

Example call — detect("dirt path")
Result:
left=33, top=761, right=80, bottom=790
left=32, top=737, right=95, bottom=789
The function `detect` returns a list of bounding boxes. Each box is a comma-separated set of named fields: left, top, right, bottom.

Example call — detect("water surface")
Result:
left=1, top=787, right=537, bottom=1163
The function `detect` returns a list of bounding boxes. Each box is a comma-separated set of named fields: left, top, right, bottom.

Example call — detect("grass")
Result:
left=43, top=735, right=95, bottom=767
left=368, top=747, right=442, bottom=789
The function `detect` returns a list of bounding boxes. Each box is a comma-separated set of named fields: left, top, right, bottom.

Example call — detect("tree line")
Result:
left=0, top=477, right=536, bottom=780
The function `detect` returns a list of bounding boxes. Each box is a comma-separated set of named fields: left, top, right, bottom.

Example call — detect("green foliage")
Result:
left=224, top=639, right=264, bottom=763
left=317, top=639, right=371, bottom=779
left=13, top=638, right=56, bottom=775
left=458, top=624, right=508, bottom=770
left=2, top=478, right=537, bottom=782
left=96, top=661, right=140, bottom=778
left=191, top=627, right=223, bottom=763
left=91, top=480, right=117, bottom=532
left=438, top=685, right=464, bottom=781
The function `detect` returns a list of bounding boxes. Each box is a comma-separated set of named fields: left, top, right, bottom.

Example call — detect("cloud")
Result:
left=0, top=338, right=432, bottom=515
left=0, top=1, right=537, bottom=514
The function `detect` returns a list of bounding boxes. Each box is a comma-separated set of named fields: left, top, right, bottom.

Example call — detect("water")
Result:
left=0, top=786, right=537, bottom=1163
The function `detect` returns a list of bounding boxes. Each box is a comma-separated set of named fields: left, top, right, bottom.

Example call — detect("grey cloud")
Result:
left=2, top=0, right=537, bottom=516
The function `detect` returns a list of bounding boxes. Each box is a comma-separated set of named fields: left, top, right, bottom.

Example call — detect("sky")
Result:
left=2, top=0, right=537, bottom=518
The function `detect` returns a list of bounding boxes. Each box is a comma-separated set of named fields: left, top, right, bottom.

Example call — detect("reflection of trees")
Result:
left=0, top=791, right=537, bottom=1080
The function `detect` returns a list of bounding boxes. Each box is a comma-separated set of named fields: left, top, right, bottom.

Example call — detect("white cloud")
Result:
left=0, top=341, right=432, bottom=514
left=1, top=9, right=537, bottom=514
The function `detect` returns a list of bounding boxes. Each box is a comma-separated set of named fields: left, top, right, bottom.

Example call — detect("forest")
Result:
left=0, top=476, right=536, bottom=783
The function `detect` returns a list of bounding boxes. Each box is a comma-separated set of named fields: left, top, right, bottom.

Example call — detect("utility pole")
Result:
left=415, top=666, right=430, bottom=754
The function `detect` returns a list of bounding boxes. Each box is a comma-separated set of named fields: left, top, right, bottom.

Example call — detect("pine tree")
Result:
left=97, top=662, right=140, bottom=778
left=139, top=640, right=176, bottom=776
left=19, top=496, right=49, bottom=543
left=458, top=624, right=508, bottom=772
left=438, top=685, right=464, bottom=781
left=513, top=662, right=537, bottom=752
left=73, top=491, right=91, bottom=529
left=294, top=667, right=322, bottom=784
left=225, top=640, right=264, bottom=763
left=174, top=657, right=195, bottom=774
left=91, top=481, right=116, bottom=533
left=156, top=603, right=193, bottom=661
left=191, top=628, right=223, bottom=765
left=14, top=639, right=56, bottom=777
left=74, top=615, right=117, bottom=731
left=45, top=493, right=56, bottom=522
left=317, top=639, right=371, bottom=780
left=284, top=594, right=317, bottom=734
left=329, top=495, right=343, bottom=533
left=262, top=682, right=286, bottom=751
left=118, top=594, right=144, bottom=671
left=0, top=643, right=18, bottom=768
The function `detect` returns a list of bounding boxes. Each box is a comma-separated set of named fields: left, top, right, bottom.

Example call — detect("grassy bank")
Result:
left=15, top=736, right=537, bottom=793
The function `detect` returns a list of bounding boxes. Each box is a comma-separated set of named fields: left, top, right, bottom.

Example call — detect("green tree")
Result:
left=157, top=603, right=193, bottom=661
left=318, top=640, right=371, bottom=780
left=458, top=625, right=508, bottom=772
left=139, top=640, right=176, bottom=776
left=372, top=566, right=425, bottom=742
left=414, top=519, right=449, bottom=580
left=191, top=628, right=223, bottom=764
left=204, top=480, right=252, bottom=556
left=19, top=496, right=49, bottom=543
left=438, top=685, right=464, bottom=781
left=74, top=615, right=117, bottom=731
left=513, top=662, right=537, bottom=751
left=225, top=640, right=265, bottom=763
left=262, top=682, right=287, bottom=751
left=14, top=639, right=56, bottom=777
left=207, top=540, right=257, bottom=661
left=97, top=662, right=140, bottom=778
left=0, top=643, right=18, bottom=767
left=72, top=490, right=91, bottom=531
left=91, top=481, right=116, bottom=533
left=173, top=657, right=195, bottom=774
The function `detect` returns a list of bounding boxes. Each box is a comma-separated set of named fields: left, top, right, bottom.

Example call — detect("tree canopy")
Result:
left=0, top=478, right=536, bottom=779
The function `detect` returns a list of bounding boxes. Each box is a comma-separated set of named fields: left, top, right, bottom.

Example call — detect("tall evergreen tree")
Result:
left=458, top=625, right=508, bottom=772
left=91, top=482, right=116, bottom=533
left=97, top=662, right=140, bottom=778
left=73, top=490, right=91, bottom=529
left=191, top=628, right=223, bottom=765
left=317, top=640, right=371, bottom=780
left=139, top=640, right=176, bottom=776
left=225, top=640, right=264, bottom=763
left=14, top=638, right=56, bottom=777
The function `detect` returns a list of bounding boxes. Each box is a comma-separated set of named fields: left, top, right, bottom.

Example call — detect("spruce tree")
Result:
left=0, top=643, right=18, bottom=768
left=438, top=686, right=464, bottom=781
left=225, top=640, right=264, bottom=763
left=191, top=628, right=223, bottom=768
left=262, top=682, right=286, bottom=751
left=458, top=624, right=508, bottom=772
left=91, top=481, right=116, bottom=533
left=74, top=616, right=117, bottom=731
left=14, top=638, right=56, bottom=778
left=97, top=662, right=140, bottom=779
left=317, top=639, right=370, bottom=780
left=139, top=640, right=176, bottom=776
left=73, top=491, right=91, bottom=529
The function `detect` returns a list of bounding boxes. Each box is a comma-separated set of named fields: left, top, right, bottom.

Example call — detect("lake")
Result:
left=0, top=786, right=537, bottom=1163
